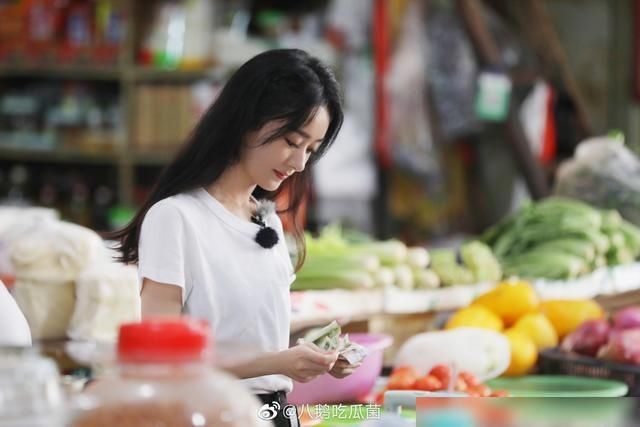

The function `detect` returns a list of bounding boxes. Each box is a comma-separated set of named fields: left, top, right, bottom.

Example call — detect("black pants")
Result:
left=256, top=391, right=299, bottom=427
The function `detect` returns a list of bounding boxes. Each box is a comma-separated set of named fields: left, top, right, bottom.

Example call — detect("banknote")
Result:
left=299, top=321, right=367, bottom=365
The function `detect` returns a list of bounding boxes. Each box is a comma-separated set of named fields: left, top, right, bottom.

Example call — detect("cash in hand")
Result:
left=299, top=320, right=367, bottom=365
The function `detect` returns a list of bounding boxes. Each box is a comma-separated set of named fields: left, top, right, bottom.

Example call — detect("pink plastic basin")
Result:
left=288, top=333, right=393, bottom=405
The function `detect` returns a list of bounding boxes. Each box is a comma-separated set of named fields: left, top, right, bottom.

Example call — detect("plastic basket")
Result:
left=538, top=348, right=640, bottom=396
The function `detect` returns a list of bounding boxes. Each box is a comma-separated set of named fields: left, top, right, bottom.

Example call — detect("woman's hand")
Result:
left=275, top=342, right=338, bottom=383
left=328, top=357, right=362, bottom=379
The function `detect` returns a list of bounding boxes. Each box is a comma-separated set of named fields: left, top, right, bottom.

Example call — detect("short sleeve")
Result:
left=138, top=201, right=187, bottom=300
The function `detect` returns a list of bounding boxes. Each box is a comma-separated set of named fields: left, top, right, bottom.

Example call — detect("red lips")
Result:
left=273, top=170, right=287, bottom=180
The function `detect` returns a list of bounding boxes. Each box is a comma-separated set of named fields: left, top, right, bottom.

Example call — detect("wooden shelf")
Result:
left=0, top=64, right=219, bottom=82
left=0, top=2, right=222, bottom=206
left=133, top=150, right=175, bottom=166
left=0, top=64, right=122, bottom=80
left=0, top=146, right=182, bottom=167
left=0, top=146, right=121, bottom=165
left=129, top=67, right=217, bottom=82
left=291, top=289, right=385, bottom=333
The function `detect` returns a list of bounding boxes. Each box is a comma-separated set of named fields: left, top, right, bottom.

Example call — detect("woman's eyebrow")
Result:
left=294, top=129, right=323, bottom=143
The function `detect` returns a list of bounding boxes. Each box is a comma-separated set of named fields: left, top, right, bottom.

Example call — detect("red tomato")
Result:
left=458, top=371, right=480, bottom=388
left=428, top=364, right=451, bottom=389
left=375, top=391, right=385, bottom=405
left=490, top=389, right=509, bottom=397
left=391, top=366, right=419, bottom=377
left=414, top=375, right=443, bottom=392
left=468, top=384, right=491, bottom=397
left=454, top=376, right=469, bottom=393
left=388, top=372, right=418, bottom=390
left=466, top=388, right=480, bottom=397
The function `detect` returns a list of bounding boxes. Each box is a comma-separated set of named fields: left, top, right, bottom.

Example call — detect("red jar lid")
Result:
left=117, top=317, right=212, bottom=363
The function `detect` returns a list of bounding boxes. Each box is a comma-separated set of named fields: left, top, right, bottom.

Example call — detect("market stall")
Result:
left=3, top=0, right=640, bottom=426
left=4, top=173, right=640, bottom=424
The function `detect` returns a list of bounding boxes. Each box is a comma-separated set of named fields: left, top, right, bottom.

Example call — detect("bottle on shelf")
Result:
left=4, top=165, right=31, bottom=206
left=94, top=0, right=125, bottom=64
left=66, top=180, right=91, bottom=227
left=59, top=0, right=94, bottom=63
left=38, top=181, right=60, bottom=213
left=92, top=185, right=114, bottom=232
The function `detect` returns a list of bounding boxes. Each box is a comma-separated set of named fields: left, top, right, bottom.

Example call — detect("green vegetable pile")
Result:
left=293, top=225, right=440, bottom=291
left=481, top=197, right=640, bottom=280
left=430, top=240, right=502, bottom=286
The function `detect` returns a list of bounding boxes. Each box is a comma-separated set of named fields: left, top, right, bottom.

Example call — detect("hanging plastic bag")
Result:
left=519, top=80, right=557, bottom=164
left=427, top=2, right=480, bottom=140
left=554, top=135, right=640, bottom=226
left=386, top=0, right=438, bottom=176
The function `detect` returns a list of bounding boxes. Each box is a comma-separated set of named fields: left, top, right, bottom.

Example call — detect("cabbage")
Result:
left=13, top=279, right=75, bottom=340
left=67, top=263, right=141, bottom=342
left=393, top=328, right=510, bottom=381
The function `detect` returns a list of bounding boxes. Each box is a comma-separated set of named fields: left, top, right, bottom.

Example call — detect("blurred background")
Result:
left=0, top=0, right=632, bottom=241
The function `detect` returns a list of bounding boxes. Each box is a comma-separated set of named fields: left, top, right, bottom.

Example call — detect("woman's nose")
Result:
left=289, top=149, right=307, bottom=172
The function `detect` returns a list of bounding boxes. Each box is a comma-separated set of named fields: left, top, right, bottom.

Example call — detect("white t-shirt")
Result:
left=0, top=281, right=32, bottom=346
left=138, top=188, right=295, bottom=393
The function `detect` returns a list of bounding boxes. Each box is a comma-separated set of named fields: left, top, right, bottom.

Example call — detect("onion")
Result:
left=561, top=319, right=610, bottom=357
left=613, top=306, right=640, bottom=330
left=597, top=328, right=640, bottom=365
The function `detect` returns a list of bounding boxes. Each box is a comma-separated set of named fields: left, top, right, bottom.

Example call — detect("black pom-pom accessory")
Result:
left=250, top=200, right=279, bottom=249
left=255, top=226, right=279, bottom=248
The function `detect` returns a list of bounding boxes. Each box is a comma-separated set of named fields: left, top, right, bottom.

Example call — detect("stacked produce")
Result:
left=430, top=240, right=502, bottom=286
left=445, top=280, right=605, bottom=376
left=481, top=197, right=640, bottom=280
left=561, top=306, right=640, bottom=366
left=381, top=364, right=508, bottom=398
left=393, top=328, right=511, bottom=382
left=293, top=225, right=503, bottom=291
left=8, top=218, right=140, bottom=342
left=373, top=328, right=511, bottom=398
left=292, top=225, right=439, bottom=291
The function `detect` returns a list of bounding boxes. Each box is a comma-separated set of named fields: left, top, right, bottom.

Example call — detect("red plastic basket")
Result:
left=538, top=348, right=640, bottom=397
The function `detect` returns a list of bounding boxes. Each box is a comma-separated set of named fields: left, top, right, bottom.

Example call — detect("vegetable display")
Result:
left=293, top=225, right=499, bottom=290
left=481, top=197, right=640, bottom=280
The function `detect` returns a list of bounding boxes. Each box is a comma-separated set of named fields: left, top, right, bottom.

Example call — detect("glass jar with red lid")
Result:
left=71, top=317, right=269, bottom=427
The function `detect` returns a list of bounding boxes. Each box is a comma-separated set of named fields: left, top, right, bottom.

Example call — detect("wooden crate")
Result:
left=596, top=289, right=640, bottom=315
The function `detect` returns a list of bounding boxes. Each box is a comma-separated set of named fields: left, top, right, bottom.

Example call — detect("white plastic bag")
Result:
left=387, top=1, right=438, bottom=176
left=554, top=136, right=640, bottom=226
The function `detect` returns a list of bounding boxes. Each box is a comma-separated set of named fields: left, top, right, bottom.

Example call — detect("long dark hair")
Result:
left=110, top=49, right=343, bottom=270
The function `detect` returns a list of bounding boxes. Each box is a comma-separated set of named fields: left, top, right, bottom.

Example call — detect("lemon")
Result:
left=445, top=305, right=504, bottom=331
left=473, top=280, right=539, bottom=327
left=512, top=313, right=558, bottom=350
left=503, top=329, right=538, bottom=377
left=539, top=299, right=604, bottom=339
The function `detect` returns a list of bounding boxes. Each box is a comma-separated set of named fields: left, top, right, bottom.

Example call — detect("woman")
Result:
left=112, top=49, right=357, bottom=426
